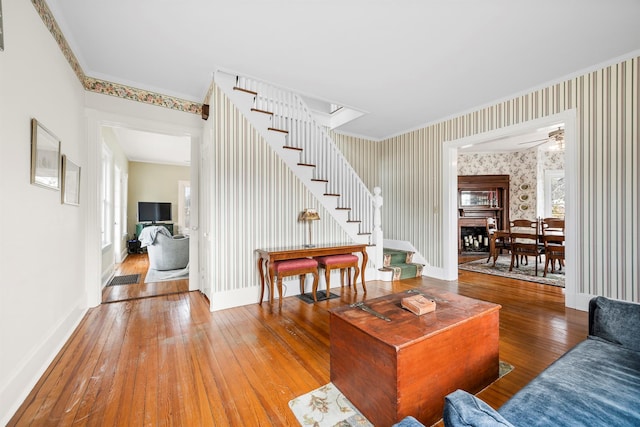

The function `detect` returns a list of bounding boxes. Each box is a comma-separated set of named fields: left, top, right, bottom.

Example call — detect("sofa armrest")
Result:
left=392, top=416, right=425, bottom=427
left=589, top=296, right=640, bottom=352
left=443, top=390, right=515, bottom=427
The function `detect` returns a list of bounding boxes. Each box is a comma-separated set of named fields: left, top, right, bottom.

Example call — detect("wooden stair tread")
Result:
left=324, top=193, right=340, bottom=197
left=346, top=220, right=361, bottom=223
left=268, top=127, right=289, bottom=134
left=283, top=146, right=303, bottom=151
left=297, top=163, right=316, bottom=168
left=358, top=232, right=372, bottom=235
left=311, top=178, right=329, bottom=183
left=251, top=108, right=273, bottom=116
left=336, top=207, right=351, bottom=211
left=233, top=86, right=257, bottom=96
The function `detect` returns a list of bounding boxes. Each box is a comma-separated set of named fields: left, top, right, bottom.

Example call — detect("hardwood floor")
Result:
left=9, top=263, right=588, bottom=426
left=101, top=253, right=189, bottom=303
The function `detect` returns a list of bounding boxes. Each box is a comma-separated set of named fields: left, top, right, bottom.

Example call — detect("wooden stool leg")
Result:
left=299, top=274, right=305, bottom=295
left=312, top=271, right=319, bottom=302
left=353, top=265, right=360, bottom=293
left=277, top=276, right=283, bottom=306
left=340, top=268, right=346, bottom=287
left=324, top=267, right=331, bottom=295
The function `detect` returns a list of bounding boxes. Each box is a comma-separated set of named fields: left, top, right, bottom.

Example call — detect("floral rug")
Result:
left=288, top=383, right=372, bottom=426
left=289, top=362, right=513, bottom=426
left=459, top=255, right=564, bottom=287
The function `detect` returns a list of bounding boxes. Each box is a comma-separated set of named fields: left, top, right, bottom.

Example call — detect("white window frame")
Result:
left=101, top=144, right=113, bottom=248
left=544, top=169, right=565, bottom=218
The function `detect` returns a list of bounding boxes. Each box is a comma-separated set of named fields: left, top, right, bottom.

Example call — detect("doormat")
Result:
left=107, top=274, right=140, bottom=286
left=296, top=290, right=339, bottom=304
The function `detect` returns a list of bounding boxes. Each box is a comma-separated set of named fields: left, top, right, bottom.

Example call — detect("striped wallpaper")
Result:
left=210, top=84, right=351, bottom=294
left=211, top=56, right=638, bottom=305
left=365, top=56, right=638, bottom=303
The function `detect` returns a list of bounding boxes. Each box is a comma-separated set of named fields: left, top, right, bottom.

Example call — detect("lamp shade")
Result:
left=299, top=208, right=320, bottom=221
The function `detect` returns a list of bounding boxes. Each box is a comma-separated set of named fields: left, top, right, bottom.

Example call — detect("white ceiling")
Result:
left=111, top=127, right=191, bottom=166
left=47, top=0, right=640, bottom=145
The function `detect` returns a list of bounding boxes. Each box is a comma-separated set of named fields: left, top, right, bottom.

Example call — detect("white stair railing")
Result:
left=234, top=74, right=375, bottom=239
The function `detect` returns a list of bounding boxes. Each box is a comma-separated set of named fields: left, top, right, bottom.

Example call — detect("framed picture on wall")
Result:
left=30, top=118, right=61, bottom=190
left=61, top=155, right=81, bottom=205
left=0, top=0, right=4, bottom=52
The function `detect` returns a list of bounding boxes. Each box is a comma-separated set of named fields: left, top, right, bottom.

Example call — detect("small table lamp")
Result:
left=299, top=208, right=321, bottom=247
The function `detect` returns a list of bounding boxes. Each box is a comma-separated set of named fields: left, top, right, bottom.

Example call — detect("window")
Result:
left=544, top=170, right=565, bottom=218
left=101, top=144, right=113, bottom=248
left=178, top=180, right=191, bottom=235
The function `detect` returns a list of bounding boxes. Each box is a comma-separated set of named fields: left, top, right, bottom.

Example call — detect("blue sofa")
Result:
left=394, top=296, right=640, bottom=427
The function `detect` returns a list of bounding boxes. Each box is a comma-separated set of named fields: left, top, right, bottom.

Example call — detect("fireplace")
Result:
left=461, top=226, right=489, bottom=253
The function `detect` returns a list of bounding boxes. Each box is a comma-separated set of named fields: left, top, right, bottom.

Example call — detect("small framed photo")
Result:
left=0, top=0, right=4, bottom=52
left=1, top=0, right=4, bottom=52
left=61, top=155, right=81, bottom=205
left=31, top=118, right=61, bottom=190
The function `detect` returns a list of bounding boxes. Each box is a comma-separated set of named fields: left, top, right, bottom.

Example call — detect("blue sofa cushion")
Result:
left=443, top=390, right=515, bottom=427
left=498, top=338, right=640, bottom=426
left=589, top=296, right=640, bottom=352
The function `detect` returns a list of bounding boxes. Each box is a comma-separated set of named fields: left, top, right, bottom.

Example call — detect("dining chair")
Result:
left=509, top=219, right=544, bottom=276
left=486, top=217, right=509, bottom=266
left=542, top=217, right=565, bottom=271
left=542, top=233, right=565, bottom=276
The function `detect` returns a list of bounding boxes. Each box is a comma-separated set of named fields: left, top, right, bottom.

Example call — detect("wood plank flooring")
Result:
left=9, top=259, right=588, bottom=426
left=102, top=253, right=189, bottom=303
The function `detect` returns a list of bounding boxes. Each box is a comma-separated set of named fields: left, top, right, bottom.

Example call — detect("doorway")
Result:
left=84, top=109, right=201, bottom=308
left=442, top=110, right=578, bottom=308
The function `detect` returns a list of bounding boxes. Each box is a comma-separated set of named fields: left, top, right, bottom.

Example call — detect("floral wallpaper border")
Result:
left=31, top=0, right=203, bottom=116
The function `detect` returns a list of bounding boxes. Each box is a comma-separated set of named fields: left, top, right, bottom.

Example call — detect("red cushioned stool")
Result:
left=314, top=254, right=362, bottom=293
left=263, top=258, right=319, bottom=305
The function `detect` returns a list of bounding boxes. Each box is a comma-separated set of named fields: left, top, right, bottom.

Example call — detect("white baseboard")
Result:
left=101, top=265, right=115, bottom=288
left=0, top=300, right=86, bottom=425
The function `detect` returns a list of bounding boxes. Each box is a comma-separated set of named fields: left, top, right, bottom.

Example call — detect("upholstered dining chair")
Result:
left=509, top=219, right=544, bottom=276
left=542, top=217, right=565, bottom=271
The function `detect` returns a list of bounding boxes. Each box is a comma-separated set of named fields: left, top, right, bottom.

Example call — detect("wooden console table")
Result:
left=255, top=243, right=368, bottom=303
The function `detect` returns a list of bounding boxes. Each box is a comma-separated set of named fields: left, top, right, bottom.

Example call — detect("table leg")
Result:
left=360, top=249, right=368, bottom=293
left=267, top=262, right=276, bottom=304
left=257, top=257, right=266, bottom=304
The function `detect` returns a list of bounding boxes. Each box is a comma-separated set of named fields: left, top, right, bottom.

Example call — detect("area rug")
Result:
left=296, top=290, right=339, bottom=304
left=107, top=274, right=140, bottom=286
left=459, top=255, right=564, bottom=287
left=144, top=266, right=189, bottom=283
left=289, top=383, right=373, bottom=426
left=289, top=362, right=514, bottom=426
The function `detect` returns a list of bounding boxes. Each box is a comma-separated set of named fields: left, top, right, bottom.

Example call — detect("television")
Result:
left=138, top=202, right=172, bottom=223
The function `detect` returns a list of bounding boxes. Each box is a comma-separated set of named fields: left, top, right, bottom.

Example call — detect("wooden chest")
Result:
left=330, top=288, right=501, bottom=427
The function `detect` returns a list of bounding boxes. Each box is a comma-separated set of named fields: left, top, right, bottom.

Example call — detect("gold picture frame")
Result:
left=30, top=118, right=61, bottom=190
left=61, top=155, right=81, bottom=205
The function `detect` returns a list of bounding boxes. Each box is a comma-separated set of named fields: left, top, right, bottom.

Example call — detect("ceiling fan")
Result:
left=517, top=127, right=565, bottom=149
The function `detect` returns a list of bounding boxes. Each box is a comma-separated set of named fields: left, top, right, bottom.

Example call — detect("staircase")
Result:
left=214, top=71, right=378, bottom=251
left=382, top=248, right=425, bottom=280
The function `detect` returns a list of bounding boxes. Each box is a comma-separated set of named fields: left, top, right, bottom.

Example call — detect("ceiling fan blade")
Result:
left=517, top=137, right=548, bottom=145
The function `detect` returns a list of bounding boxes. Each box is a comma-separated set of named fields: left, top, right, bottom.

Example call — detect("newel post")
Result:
left=372, top=186, right=384, bottom=273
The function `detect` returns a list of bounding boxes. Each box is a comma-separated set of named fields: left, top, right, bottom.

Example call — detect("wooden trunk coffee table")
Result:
left=330, top=288, right=501, bottom=427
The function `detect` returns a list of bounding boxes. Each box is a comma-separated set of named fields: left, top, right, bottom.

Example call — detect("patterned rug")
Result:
left=107, top=274, right=140, bottom=286
left=459, top=255, right=564, bottom=287
left=289, top=362, right=514, bottom=426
